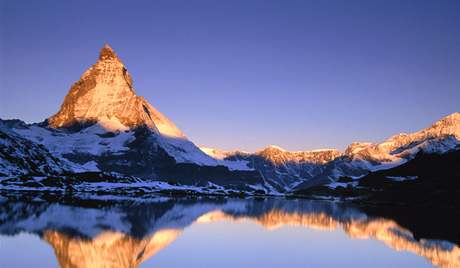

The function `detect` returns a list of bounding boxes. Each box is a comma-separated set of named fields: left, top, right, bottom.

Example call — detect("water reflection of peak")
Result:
left=1, top=196, right=459, bottom=268
left=0, top=196, right=228, bottom=239
left=0, top=196, right=353, bottom=238
left=44, top=229, right=182, bottom=268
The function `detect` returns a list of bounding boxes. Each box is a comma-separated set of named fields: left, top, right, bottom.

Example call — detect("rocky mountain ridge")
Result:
left=0, top=121, right=64, bottom=176
left=48, top=44, right=184, bottom=138
left=0, top=44, right=265, bottom=191
left=0, top=44, right=459, bottom=194
left=201, top=112, right=460, bottom=190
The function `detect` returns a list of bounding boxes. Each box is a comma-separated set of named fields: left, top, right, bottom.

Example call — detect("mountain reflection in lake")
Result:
left=0, top=194, right=458, bottom=268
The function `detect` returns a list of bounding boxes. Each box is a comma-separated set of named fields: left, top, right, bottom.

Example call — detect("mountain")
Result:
left=202, top=113, right=460, bottom=191
left=203, top=145, right=343, bottom=191
left=295, top=148, right=460, bottom=205
left=45, top=44, right=216, bottom=167
left=0, top=120, right=65, bottom=176
left=344, top=112, right=460, bottom=167
left=47, top=44, right=184, bottom=137
left=0, top=44, right=458, bottom=195
left=0, top=44, right=265, bottom=192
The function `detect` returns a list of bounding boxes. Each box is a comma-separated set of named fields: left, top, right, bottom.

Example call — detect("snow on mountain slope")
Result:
left=255, top=145, right=343, bottom=165
left=1, top=44, right=258, bottom=177
left=201, top=145, right=342, bottom=166
left=199, top=147, right=233, bottom=160
left=200, top=145, right=344, bottom=191
left=201, top=113, right=460, bottom=191
left=294, top=113, right=460, bottom=189
left=10, top=122, right=134, bottom=172
left=44, top=44, right=224, bottom=168
left=47, top=45, right=254, bottom=169
left=0, top=120, right=65, bottom=176
left=199, top=147, right=252, bottom=171
left=1, top=44, right=458, bottom=189
left=344, top=112, right=460, bottom=171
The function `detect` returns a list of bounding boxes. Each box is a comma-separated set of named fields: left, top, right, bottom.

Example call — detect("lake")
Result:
left=0, top=193, right=458, bottom=268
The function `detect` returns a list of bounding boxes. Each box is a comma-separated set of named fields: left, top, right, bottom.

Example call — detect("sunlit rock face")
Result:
left=1, top=44, right=255, bottom=177
left=48, top=44, right=184, bottom=138
left=207, top=145, right=345, bottom=191
left=345, top=112, right=460, bottom=164
left=1, top=43, right=458, bottom=190
left=256, top=146, right=343, bottom=165
left=44, top=229, right=181, bottom=268
left=202, top=145, right=343, bottom=165
left=202, top=112, right=460, bottom=190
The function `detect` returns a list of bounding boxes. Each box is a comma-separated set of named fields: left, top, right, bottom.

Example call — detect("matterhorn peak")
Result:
left=47, top=45, right=185, bottom=138
left=98, top=43, right=118, bottom=61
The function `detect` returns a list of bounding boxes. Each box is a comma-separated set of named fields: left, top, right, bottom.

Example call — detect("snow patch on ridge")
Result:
left=198, top=146, right=253, bottom=171
left=13, top=124, right=135, bottom=157
left=96, top=117, right=130, bottom=132
left=157, top=139, right=253, bottom=170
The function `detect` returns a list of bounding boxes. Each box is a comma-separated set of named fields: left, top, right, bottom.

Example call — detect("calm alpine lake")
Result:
left=0, top=193, right=457, bottom=268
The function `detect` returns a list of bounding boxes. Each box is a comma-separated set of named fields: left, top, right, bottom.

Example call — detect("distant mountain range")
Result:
left=202, top=112, right=460, bottom=191
left=1, top=45, right=459, bottom=196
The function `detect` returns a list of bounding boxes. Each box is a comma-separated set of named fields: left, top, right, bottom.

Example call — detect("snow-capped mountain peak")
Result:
left=340, top=112, right=460, bottom=175
left=1, top=43, right=459, bottom=192
left=47, top=44, right=184, bottom=139
left=1, top=45, right=244, bottom=174
left=98, top=43, right=118, bottom=61
left=424, top=112, right=460, bottom=139
left=199, top=112, right=460, bottom=191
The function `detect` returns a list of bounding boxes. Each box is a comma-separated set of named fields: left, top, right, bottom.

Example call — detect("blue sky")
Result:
left=1, top=0, right=459, bottom=151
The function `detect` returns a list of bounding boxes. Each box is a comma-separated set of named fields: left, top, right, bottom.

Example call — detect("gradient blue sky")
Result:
left=1, top=0, right=459, bottom=151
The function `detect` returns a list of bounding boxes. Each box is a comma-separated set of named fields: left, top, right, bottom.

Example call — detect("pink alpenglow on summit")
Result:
left=48, top=44, right=184, bottom=138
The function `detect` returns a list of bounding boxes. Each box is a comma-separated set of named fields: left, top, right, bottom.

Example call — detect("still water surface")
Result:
left=0, top=195, right=457, bottom=268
